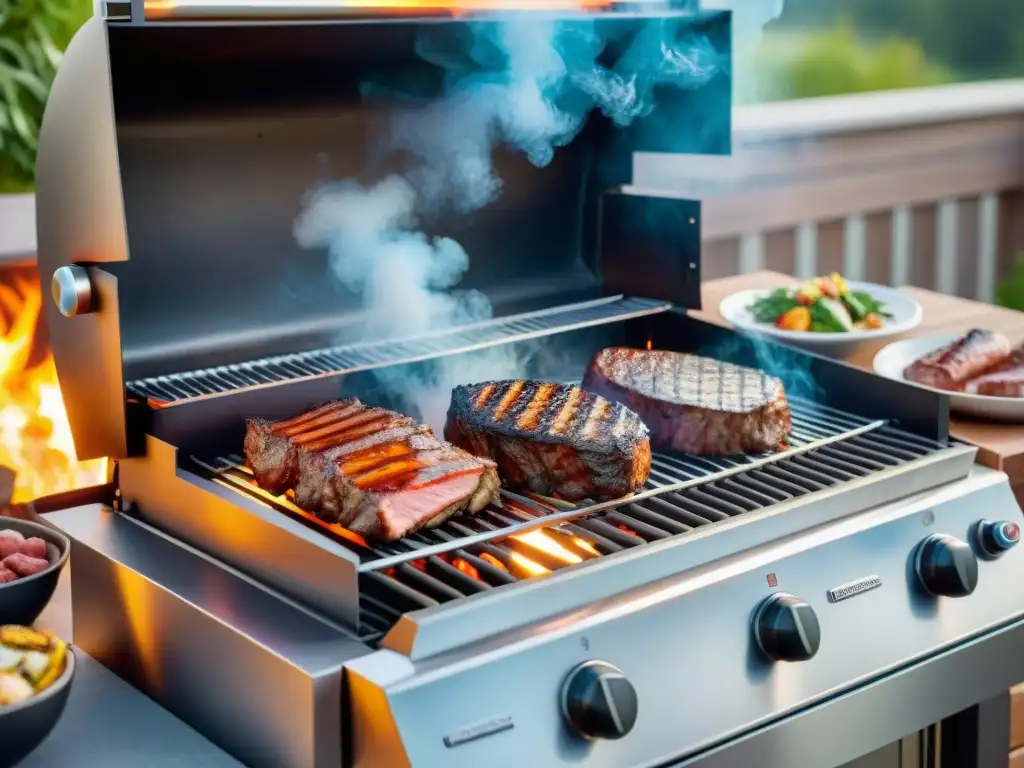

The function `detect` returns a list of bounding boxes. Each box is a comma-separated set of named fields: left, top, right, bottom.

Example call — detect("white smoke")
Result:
left=295, top=9, right=779, bottom=430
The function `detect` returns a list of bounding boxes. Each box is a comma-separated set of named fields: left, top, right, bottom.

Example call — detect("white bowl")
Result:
left=873, top=333, right=1024, bottom=422
left=718, top=281, right=923, bottom=358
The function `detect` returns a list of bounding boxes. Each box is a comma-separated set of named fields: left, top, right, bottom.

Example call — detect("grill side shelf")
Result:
left=189, top=397, right=891, bottom=573
left=129, top=295, right=670, bottom=405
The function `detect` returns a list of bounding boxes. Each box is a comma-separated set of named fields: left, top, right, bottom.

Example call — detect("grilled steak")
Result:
left=244, top=399, right=365, bottom=494
left=245, top=400, right=500, bottom=542
left=444, top=380, right=651, bottom=502
left=904, top=329, right=1011, bottom=391
left=965, top=365, right=1024, bottom=397
left=963, top=343, right=1024, bottom=397
left=582, top=348, right=792, bottom=455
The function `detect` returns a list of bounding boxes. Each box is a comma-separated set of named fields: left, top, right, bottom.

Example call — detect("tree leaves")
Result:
left=0, top=0, right=90, bottom=192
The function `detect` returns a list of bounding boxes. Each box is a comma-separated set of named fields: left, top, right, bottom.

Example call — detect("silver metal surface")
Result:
left=51, top=265, right=96, bottom=317
left=127, top=296, right=670, bottom=404
left=21, top=650, right=244, bottom=768
left=121, top=435, right=365, bottom=627
left=35, top=15, right=128, bottom=461
left=347, top=466, right=1024, bottom=768
left=827, top=575, right=882, bottom=604
left=46, top=505, right=368, bottom=768
left=383, top=441, right=977, bottom=660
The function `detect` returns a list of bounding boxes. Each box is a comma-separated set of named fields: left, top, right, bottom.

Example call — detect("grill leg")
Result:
left=937, top=692, right=1010, bottom=768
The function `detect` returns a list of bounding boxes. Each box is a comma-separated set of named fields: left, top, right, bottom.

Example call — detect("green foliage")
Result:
left=0, top=0, right=91, bottom=193
left=775, top=0, right=1024, bottom=82
left=757, top=20, right=954, bottom=102
left=996, top=257, right=1024, bottom=311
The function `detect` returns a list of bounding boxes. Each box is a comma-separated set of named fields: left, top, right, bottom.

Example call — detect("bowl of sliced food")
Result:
left=874, top=329, right=1024, bottom=422
left=0, top=626, right=75, bottom=766
left=719, top=274, right=923, bottom=357
left=0, top=520, right=70, bottom=628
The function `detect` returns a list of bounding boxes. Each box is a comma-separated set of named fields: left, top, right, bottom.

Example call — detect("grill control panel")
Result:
left=976, top=519, right=1021, bottom=558
left=349, top=470, right=1024, bottom=768
left=914, top=533, right=979, bottom=597
left=752, top=593, right=821, bottom=663
left=560, top=661, right=638, bottom=741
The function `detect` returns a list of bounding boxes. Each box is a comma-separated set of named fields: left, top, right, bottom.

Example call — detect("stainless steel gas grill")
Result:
left=33, top=2, right=1024, bottom=768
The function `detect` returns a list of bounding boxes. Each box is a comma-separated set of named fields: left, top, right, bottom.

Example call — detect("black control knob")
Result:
left=561, top=661, right=638, bottom=740
left=976, top=520, right=1021, bottom=558
left=753, top=592, right=821, bottom=662
left=915, top=534, right=978, bottom=597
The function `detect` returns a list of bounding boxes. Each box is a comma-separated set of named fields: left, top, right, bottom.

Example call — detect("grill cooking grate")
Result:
left=191, top=398, right=893, bottom=573
left=352, top=421, right=951, bottom=643
left=128, top=296, right=669, bottom=404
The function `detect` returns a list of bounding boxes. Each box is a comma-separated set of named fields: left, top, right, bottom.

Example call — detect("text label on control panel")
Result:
left=827, top=575, right=882, bottom=603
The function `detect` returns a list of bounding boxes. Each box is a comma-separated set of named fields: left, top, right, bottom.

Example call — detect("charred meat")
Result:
left=582, top=348, right=792, bottom=455
left=904, top=329, right=1011, bottom=391
left=245, top=400, right=500, bottom=542
left=444, top=380, right=651, bottom=502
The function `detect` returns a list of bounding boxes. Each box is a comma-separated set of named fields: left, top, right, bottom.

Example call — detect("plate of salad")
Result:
left=718, top=274, right=923, bottom=356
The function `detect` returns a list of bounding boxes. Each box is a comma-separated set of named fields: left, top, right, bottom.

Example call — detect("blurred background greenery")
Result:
left=0, top=0, right=91, bottom=194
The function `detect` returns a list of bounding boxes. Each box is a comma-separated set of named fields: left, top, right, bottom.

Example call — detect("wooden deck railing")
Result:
left=633, top=79, right=1024, bottom=302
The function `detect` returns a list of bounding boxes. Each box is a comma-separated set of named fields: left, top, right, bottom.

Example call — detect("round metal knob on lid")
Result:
left=915, top=534, right=978, bottom=597
left=753, top=592, right=821, bottom=662
left=561, top=661, right=638, bottom=741
left=976, top=520, right=1021, bottom=558
left=51, top=265, right=95, bottom=317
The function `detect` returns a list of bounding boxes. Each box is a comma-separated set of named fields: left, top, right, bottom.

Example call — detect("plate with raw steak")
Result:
left=873, top=330, right=1024, bottom=422
left=582, top=348, right=793, bottom=455
left=244, top=398, right=500, bottom=543
left=444, top=380, right=652, bottom=502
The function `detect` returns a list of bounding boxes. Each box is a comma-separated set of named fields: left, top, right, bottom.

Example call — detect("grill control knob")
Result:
left=561, top=661, right=638, bottom=741
left=976, top=520, right=1021, bottom=558
left=51, top=265, right=95, bottom=317
left=915, top=534, right=978, bottom=597
left=753, top=592, right=821, bottom=663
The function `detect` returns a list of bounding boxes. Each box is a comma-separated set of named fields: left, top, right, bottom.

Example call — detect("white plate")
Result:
left=873, top=333, right=1024, bottom=422
left=719, top=281, right=923, bottom=357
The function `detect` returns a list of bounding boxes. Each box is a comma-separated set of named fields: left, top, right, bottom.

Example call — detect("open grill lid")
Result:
left=35, top=0, right=733, bottom=460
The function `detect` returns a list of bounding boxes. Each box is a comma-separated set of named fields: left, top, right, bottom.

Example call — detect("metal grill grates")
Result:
left=128, top=296, right=670, bottom=404
left=192, top=398, right=892, bottom=573
left=352, top=421, right=950, bottom=643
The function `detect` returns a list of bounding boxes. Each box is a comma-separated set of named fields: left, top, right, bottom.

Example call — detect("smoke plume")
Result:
left=295, top=9, right=777, bottom=432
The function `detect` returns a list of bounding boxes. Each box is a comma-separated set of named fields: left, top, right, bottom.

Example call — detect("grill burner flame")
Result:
left=0, top=274, right=106, bottom=503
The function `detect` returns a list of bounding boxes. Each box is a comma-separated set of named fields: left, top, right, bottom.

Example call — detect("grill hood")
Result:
left=35, top=1, right=733, bottom=460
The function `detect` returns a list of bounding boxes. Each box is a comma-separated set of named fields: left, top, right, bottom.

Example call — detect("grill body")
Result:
left=33, top=3, right=1024, bottom=768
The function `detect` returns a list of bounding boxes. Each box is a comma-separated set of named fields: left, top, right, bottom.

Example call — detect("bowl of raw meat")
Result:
left=719, top=274, right=923, bottom=357
left=0, top=521, right=70, bottom=627
left=873, top=329, right=1024, bottom=422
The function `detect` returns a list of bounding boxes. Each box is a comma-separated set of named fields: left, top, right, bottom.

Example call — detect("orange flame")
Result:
left=512, top=529, right=582, bottom=564
left=645, top=338, right=653, bottom=350
left=451, top=557, right=480, bottom=581
left=0, top=274, right=106, bottom=503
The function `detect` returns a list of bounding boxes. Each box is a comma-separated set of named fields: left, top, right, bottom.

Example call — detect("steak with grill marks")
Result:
left=904, top=329, right=1011, bottom=392
left=581, top=348, right=792, bottom=456
left=443, top=380, right=651, bottom=502
left=244, top=400, right=500, bottom=542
